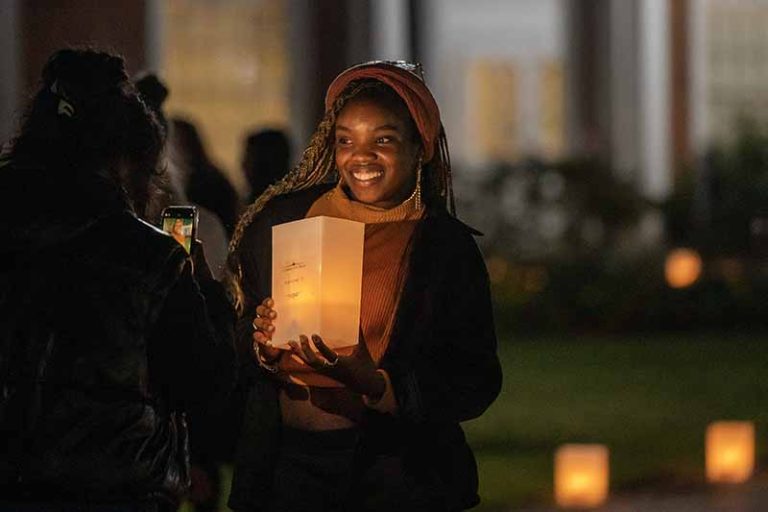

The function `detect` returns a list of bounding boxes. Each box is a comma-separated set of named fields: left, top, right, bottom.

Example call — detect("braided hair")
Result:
left=227, top=78, right=455, bottom=312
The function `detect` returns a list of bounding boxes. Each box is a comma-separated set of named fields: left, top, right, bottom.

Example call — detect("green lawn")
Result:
left=464, top=334, right=768, bottom=510
left=186, top=334, right=768, bottom=512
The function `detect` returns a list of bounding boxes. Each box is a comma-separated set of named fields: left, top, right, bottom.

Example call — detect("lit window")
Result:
left=163, top=0, right=290, bottom=191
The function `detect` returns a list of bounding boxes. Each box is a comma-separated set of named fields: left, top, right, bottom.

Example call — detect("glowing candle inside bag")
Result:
left=555, top=444, right=609, bottom=508
left=271, top=216, right=364, bottom=350
left=706, top=421, right=754, bottom=484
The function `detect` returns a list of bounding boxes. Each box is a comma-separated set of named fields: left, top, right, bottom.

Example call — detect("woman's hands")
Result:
left=189, top=239, right=214, bottom=283
left=251, top=297, right=282, bottom=363
left=290, top=333, right=385, bottom=400
left=251, top=297, right=385, bottom=399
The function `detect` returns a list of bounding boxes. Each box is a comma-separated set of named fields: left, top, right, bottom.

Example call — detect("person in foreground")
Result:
left=0, top=48, right=235, bottom=510
left=227, top=60, right=502, bottom=511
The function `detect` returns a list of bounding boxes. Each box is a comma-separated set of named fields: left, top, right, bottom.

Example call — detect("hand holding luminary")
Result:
left=251, top=297, right=386, bottom=400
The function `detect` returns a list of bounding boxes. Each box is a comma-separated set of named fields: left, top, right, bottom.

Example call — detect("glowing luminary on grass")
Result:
left=554, top=444, right=609, bottom=509
left=706, top=421, right=754, bottom=484
left=271, top=216, right=364, bottom=350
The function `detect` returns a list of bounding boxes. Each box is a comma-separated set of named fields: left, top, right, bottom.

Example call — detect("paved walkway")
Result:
left=516, top=478, right=768, bottom=512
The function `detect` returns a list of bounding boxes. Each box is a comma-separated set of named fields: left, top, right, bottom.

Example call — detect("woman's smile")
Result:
left=349, top=165, right=384, bottom=185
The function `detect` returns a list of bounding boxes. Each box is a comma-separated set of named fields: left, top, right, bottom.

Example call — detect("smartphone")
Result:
left=161, top=206, right=198, bottom=254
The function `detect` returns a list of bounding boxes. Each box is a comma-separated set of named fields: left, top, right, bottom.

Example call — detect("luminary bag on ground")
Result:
left=271, top=215, right=364, bottom=349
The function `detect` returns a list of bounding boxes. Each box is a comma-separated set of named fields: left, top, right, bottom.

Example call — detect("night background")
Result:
left=2, top=0, right=767, bottom=510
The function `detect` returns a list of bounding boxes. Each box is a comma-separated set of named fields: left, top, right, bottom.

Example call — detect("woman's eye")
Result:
left=336, top=137, right=351, bottom=146
left=376, top=136, right=393, bottom=144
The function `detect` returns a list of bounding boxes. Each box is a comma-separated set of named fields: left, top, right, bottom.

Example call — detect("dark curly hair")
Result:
left=7, top=48, right=165, bottom=218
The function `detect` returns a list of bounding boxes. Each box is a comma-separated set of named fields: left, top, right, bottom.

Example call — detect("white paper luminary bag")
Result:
left=271, top=216, right=364, bottom=349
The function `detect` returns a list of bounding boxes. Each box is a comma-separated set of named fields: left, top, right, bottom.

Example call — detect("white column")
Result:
left=371, top=0, right=410, bottom=61
left=288, top=0, right=315, bottom=147
left=609, top=1, right=640, bottom=181
left=145, top=0, right=165, bottom=72
left=0, top=0, right=19, bottom=146
left=638, top=0, right=672, bottom=200
left=688, top=0, right=709, bottom=154
left=347, top=0, right=371, bottom=65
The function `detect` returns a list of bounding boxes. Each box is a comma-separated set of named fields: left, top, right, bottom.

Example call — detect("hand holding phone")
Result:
left=189, top=238, right=215, bottom=283
left=161, top=206, right=198, bottom=254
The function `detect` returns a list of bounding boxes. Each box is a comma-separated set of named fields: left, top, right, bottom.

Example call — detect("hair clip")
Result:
left=50, top=80, right=75, bottom=118
left=57, top=99, right=75, bottom=118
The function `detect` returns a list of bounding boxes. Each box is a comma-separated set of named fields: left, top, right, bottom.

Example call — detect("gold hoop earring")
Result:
left=415, top=158, right=423, bottom=211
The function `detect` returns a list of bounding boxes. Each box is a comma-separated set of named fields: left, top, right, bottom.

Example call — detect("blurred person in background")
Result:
left=134, top=72, right=229, bottom=280
left=133, top=71, right=233, bottom=510
left=130, top=71, right=173, bottom=224
left=241, top=128, right=291, bottom=204
left=227, top=61, right=502, bottom=512
left=170, top=117, right=240, bottom=236
left=133, top=71, right=169, bottom=134
left=0, top=48, right=235, bottom=511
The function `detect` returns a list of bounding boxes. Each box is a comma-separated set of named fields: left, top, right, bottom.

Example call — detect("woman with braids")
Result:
left=0, top=49, right=235, bottom=509
left=228, top=61, right=501, bottom=512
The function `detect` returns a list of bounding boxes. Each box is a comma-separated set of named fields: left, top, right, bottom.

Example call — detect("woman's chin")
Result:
left=348, top=186, right=384, bottom=205
left=344, top=179, right=405, bottom=208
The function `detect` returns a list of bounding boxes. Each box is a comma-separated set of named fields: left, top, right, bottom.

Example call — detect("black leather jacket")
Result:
left=229, top=185, right=502, bottom=511
left=0, top=164, right=235, bottom=505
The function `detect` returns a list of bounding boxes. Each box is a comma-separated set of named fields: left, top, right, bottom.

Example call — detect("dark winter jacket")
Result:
left=228, top=185, right=502, bottom=511
left=0, top=163, right=235, bottom=505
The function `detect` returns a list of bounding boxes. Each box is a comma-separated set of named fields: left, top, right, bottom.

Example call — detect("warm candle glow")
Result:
left=706, top=421, right=755, bottom=484
left=555, top=444, right=609, bottom=509
left=272, top=216, right=364, bottom=349
left=665, top=248, right=703, bottom=288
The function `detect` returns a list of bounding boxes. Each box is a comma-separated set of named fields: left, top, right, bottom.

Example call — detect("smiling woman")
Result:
left=227, top=61, right=502, bottom=512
